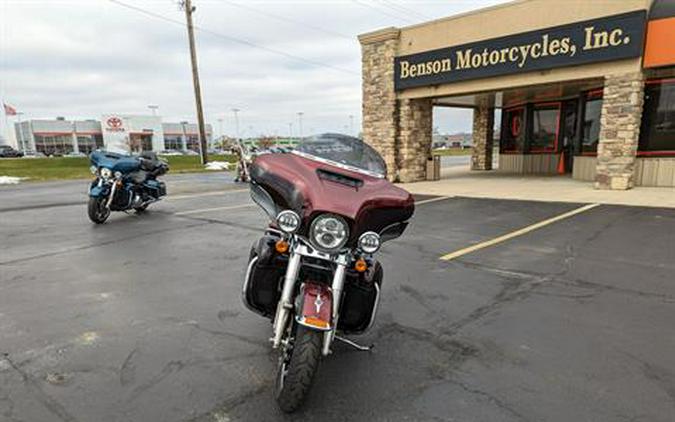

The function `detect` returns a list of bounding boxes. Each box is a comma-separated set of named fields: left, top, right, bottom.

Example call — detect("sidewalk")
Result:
left=403, top=166, right=675, bottom=208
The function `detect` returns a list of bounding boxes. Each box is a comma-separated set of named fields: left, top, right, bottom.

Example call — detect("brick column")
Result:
left=398, top=98, right=432, bottom=182
left=471, top=96, right=494, bottom=171
left=359, top=28, right=400, bottom=181
left=595, top=72, right=644, bottom=190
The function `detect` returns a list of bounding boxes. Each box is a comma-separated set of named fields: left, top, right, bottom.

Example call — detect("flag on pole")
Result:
left=3, top=103, right=17, bottom=116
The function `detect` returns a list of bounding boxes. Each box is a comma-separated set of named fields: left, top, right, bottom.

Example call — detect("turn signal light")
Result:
left=303, top=316, right=330, bottom=329
left=354, top=258, right=367, bottom=273
left=275, top=239, right=289, bottom=254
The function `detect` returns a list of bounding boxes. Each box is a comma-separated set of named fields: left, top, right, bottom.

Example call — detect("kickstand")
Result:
left=335, top=335, right=374, bottom=352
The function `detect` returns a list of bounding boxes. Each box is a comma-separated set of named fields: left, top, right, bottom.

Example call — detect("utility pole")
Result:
left=180, top=0, right=208, bottom=164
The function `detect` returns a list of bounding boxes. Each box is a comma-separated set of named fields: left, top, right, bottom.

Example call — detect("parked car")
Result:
left=0, top=145, right=23, bottom=158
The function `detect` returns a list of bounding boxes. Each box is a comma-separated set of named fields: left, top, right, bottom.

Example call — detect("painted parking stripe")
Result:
left=174, top=203, right=256, bottom=215
left=440, top=203, right=601, bottom=261
left=167, top=189, right=249, bottom=201
left=416, top=196, right=453, bottom=205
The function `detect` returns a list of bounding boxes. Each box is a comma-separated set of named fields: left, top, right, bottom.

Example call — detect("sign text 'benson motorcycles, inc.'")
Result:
left=394, top=11, right=646, bottom=90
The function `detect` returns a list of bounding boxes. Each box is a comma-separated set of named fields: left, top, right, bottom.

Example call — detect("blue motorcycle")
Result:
left=87, top=150, right=169, bottom=224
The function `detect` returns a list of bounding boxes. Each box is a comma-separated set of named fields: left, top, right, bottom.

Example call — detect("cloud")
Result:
left=0, top=0, right=505, bottom=139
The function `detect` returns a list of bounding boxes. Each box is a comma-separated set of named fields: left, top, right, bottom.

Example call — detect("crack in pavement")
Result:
left=443, top=377, right=531, bottom=422
left=1, top=353, right=79, bottom=422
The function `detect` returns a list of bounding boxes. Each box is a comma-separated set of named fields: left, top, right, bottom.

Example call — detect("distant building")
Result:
left=14, top=114, right=212, bottom=155
left=433, top=133, right=472, bottom=149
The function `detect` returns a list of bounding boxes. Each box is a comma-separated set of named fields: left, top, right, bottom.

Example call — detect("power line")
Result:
left=107, top=0, right=358, bottom=75
left=377, top=0, right=432, bottom=21
left=215, top=0, right=353, bottom=40
left=350, top=0, right=417, bottom=25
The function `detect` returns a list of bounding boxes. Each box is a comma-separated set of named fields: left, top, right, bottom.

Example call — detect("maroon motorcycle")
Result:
left=242, top=133, right=414, bottom=412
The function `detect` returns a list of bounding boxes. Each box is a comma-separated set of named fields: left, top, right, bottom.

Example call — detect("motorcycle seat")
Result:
left=139, top=152, right=165, bottom=172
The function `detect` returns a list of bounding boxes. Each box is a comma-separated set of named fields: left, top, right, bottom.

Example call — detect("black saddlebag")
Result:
left=143, top=179, right=166, bottom=198
left=243, top=233, right=288, bottom=317
left=338, top=259, right=383, bottom=334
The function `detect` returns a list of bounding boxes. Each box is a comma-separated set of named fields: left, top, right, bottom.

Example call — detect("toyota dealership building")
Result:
left=359, top=0, right=675, bottom=188
left=14, top=114, right=212, bottom=156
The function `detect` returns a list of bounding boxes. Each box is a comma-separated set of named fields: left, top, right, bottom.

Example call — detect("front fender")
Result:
left=88, top=180, right=110, bottom=198
left=295, top=282, right=333, bottom=331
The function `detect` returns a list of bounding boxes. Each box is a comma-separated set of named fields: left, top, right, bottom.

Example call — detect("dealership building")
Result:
left=359, top=0, right=675, bottom=188
left=14, top=114, right=212, bottom=156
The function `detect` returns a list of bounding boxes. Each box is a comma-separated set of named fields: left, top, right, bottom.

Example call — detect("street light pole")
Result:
left=288, top=122, right=293, bottom=138
left=16, top=112, right=25, bottom=154
left=232, top=108, right=240, bottom=139
left=297, top=112, right=304, bottom=138
left=180, top=0, right=208, bottom=164
left=147, top=105, right=159, bottom=116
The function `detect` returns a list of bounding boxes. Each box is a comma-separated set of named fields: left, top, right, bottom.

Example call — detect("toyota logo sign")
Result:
left=105, top=117, right=124, bottom=132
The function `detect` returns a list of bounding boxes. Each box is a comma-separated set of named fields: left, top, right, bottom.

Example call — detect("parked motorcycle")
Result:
left=242, top=133, right=414, bottom=412
left=87, top=150, right=168, bottom=224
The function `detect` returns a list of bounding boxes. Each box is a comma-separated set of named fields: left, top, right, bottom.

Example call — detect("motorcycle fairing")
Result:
left=250, top=153, right=414, bottom=241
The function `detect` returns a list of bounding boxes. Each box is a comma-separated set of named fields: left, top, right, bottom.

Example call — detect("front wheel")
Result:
left=88, top=196, right=110, bottom=224
left=275, top=324, right=323, bottom=413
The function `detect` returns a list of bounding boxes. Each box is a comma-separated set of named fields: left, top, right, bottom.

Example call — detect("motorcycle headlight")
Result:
left=358, top=231, right=381, bottom=254
left=276, top=210, right=301, bottom=234
left=310, top=214, right=349, bottom=252
left=100, top=168, right=112, bottom=179
left=114, top=171, right=122, bottom=179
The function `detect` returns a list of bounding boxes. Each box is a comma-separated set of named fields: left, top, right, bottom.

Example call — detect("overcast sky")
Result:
left=0, top=0, right=505, bottom=139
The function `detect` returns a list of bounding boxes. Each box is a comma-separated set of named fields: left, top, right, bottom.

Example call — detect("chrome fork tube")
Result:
left=105, top=180, right=118, bottom=209
left=323, top=262, right=346, bottom=356
left=272, top=250, right=301, bottom=348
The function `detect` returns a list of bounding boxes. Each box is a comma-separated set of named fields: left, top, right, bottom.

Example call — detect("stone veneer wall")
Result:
left=595, top=72, right=644, bottom=190
left=360, top=29, right=399, bottom=181
left=398, top=98, right=433, bottom=182
left=471, top=97, right=495, bottom=170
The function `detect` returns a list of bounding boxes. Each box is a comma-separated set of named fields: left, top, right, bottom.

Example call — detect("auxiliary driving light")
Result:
left=276, top=210, right=301, bottom=234
left=358, top=231, right=381, bottom=254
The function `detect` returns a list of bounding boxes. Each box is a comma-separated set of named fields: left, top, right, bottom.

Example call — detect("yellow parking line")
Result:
left=440, top=203, right=601, bottom=261
left=174, top=203, right=256, bottom=216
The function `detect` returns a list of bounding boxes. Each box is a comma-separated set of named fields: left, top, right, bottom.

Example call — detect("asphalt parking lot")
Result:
left=1, top=176, right=674, bottom=422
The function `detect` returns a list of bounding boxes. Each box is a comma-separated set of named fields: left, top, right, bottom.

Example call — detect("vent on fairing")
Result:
left=317, top=168, right=364, bottom=188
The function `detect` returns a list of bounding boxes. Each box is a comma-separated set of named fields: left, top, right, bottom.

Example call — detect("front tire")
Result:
left=88, top=196, right=110, bottom=224
left=275, top=324, right=323, bottom=413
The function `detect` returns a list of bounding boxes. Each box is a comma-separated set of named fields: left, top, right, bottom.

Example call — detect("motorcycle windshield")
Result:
left=292, top=134, right=386, bottom=178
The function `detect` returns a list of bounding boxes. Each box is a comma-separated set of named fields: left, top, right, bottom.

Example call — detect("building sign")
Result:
left=394, top=11, right=646, bottom=90
left=101, top=114, right=129, bottom=153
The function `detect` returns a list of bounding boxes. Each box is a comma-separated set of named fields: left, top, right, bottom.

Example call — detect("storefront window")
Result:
left=164, top=135, right=183, bottom=151
left=77, top=135, right=103, bottom=154
left=500, top=107, right=525, bottom=152
left=186, top=135, right=200, bottom=152
left=581, top=92, right=603, bottom=154
left=530, top=104, right=559, bottom=152
left=34, top=134, right=74, bottom=156
left=639, top=79, right=675, bottom=153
